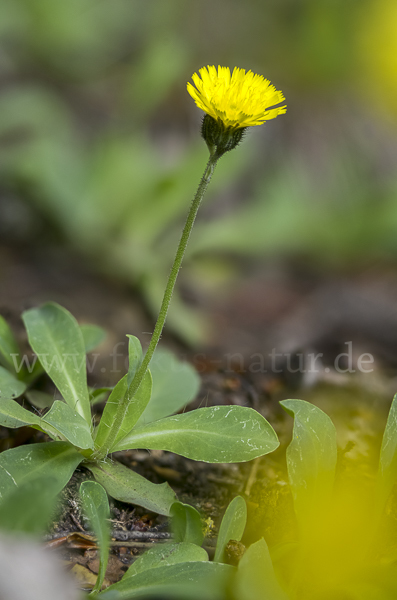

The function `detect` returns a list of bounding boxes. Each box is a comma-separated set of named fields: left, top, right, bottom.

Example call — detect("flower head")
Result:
left=187, top=65, right=286, bottom=130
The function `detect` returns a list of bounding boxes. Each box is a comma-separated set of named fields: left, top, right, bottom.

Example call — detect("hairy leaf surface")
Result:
left=113, top=406, right=279, bottom=462
left=86, top=458, right=176, bottom=516
left=22, top=303, right=91, bottom=424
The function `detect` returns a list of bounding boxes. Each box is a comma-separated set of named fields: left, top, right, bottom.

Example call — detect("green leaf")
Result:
left=94, top=378, right=128, bottom=447
left=94, top=371, right=152, bottom=451
left=89, top=387, right=112, bottom=406
left=214, top=496, right=247, bottom=563
left=80, top=324, right=107, bottom=353
left=0, top=315, right=21, bottom=374
left=378, top=394, right=397, bottom=509
left=114, top=370, right=152, bottom=448
left=0, top=397, right=45, bottom=430
left=86, top=458, right=176, bottom=516
left=170, top=501, right=204, bottom=546
left=0, top=476, right=60, bottom=535
left=22, top=302, right=91, bottom=425
left=43, top=401, right=94, bottom=449
left=0, top=442, right=83, bottom=502
left=125, top=542, right=208, bottom=578
left=126, top=335, right=143, bottom=388
left=113, top=406, right=279, bottom=462
left=234, top=538, right=288, bottom=600
left=80, top=481, right=110, bottom=593
left=135, top=348, right=200, bottom=427
left=0, top=366, right=27, bottom=399
left=0, top=397, right=94, bottom=449
left=95, top=561, right=234, bottom=600
left=280, top=399, right=337, bottom=526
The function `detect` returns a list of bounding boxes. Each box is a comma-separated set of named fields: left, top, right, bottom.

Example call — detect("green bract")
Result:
left=0, top=302, right=279, bottom=517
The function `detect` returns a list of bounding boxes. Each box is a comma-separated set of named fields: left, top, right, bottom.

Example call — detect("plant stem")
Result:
left=95, top=152, right=219, bottom=458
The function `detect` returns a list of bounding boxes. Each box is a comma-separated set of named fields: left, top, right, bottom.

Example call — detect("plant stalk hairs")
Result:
left=0, top=66, right=286, bottom=523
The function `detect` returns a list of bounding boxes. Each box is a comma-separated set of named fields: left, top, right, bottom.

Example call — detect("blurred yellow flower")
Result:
left=187, top=65, right=286, bottom=129
left=354, top=0, right=397, bottom=117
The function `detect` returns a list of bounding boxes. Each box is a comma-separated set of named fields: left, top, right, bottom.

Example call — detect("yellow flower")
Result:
left=187, top=65, right=287, bottom=130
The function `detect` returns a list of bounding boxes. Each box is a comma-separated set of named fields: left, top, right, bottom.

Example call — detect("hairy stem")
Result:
left=95, top=153, right=219, bottom=458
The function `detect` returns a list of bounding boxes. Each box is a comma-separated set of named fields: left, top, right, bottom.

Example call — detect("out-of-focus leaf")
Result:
left=135, top=348, right=200, bottom=427
left=378, top=394, right=397, bottom=510
left=0, top=442, right=83, bottom=502
left=125, top=542, right=208, bottom=578
left=234, top=538, right=288, bottom=600
left=80, top=481, right=110, bottom=593
left=80, top=324, right=106, bottom=353
left=0, top=476, right=60, bottom=535
left=26, top=390, right=55, bottom=409
left=113, top=406, right=280, bottom=462
left=0, top=366, right=27, bottom=399
left=0, top=315, right=21, bottom=374
left=126, top=335, right=143, bottom=388
left=214, top=496, right=247, bottom=563
left=94, top=561, right=234, bottom=600
left=89, top=387, right=112, bottom=406
left=170, top=501, right=204, bottom=546
left=86, top=458, right=176, bottom=516
left=22, top=302, right=91, bottom=425
left=280, top=399, right=337, bottom=527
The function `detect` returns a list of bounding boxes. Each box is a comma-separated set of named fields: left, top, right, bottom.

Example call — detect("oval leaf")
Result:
left=113, top=406, right=279, bottom=462
left=214, top=496, right=247, bottom=563
left=170, top=501, right=204, bottom=546
left=80, top=481, right=110, bottom=593
left=22, top=302, right=91, bottom=424
left=85, top=458, right=176, bottom=516
left=280, top=399, right=337, bottom=526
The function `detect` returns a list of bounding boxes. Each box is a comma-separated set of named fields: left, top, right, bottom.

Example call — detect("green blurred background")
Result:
left=0, top=0, right=396, bottom=347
